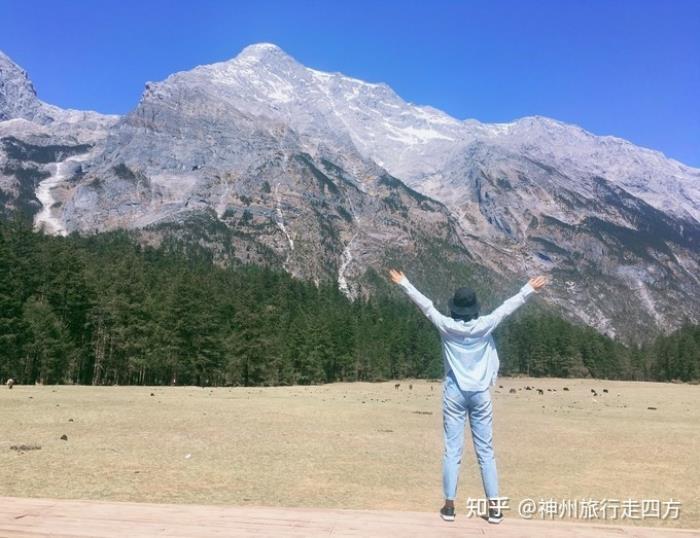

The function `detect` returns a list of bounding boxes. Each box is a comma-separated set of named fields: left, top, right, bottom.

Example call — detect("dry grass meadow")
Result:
left=1, top=377, right=698, bottom=529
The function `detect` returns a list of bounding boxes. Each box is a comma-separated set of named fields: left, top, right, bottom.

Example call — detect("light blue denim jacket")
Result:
left=398, top=277, right=535, bottom=391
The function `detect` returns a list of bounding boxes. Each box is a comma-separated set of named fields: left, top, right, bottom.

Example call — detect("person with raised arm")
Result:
left=388, top=269, right=547, bottom=524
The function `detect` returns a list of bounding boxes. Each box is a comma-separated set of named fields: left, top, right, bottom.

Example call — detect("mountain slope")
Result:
left=0, top=43, right=698, bottom=341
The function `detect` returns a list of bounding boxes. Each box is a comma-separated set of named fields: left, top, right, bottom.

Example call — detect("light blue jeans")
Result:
left=442, top=371, right=499, bottom=500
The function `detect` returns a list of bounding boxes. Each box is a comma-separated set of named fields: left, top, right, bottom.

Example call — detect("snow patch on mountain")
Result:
left=35, top=150, right=96, bottom=235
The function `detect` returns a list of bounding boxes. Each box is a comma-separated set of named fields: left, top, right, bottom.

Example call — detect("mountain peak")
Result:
left=0, top=49, right=19, bottom=66
left=0, top=49, right=42, bottom=122
left=0, top=49, right=32, bottom=83
left=235, top=43, right=292, bottom=63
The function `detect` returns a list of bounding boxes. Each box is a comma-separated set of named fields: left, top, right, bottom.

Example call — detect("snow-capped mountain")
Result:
left=148, top=44, right=698, bottom=223
left=0, top=43, right=698, bottom=341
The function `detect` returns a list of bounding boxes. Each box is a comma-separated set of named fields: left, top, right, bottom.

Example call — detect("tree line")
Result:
left=0, top=218, right=698, bottom=386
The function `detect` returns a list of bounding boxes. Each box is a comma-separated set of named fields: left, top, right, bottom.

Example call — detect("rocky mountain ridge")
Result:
left=1, top=44, right=698, bottom=341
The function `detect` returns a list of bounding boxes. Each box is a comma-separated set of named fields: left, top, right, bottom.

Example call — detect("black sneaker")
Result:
left=487, top=506, right=503, bottom=524
left=440, top=505, right=456, bottom=522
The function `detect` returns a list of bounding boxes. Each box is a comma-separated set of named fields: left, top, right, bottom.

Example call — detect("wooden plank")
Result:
left=1, top=497, right=698, bottom=538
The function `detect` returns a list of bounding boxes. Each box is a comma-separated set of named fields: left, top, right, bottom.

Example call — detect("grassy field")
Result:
left=1, top=377, right=698, bottom=529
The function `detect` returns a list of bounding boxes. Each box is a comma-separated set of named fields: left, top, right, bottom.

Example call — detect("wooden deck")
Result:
left=1, top=497, right=698, bottom=538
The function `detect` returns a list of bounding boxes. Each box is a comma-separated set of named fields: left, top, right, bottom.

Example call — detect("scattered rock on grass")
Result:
left=10, top=444, right=41, bottom=452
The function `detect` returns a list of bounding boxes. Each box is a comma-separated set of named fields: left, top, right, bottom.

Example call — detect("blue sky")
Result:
left=1, top=0, right=698, bottom=166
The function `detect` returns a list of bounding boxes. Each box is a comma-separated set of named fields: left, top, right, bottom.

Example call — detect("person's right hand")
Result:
left=388, top=269, right=405, bottom=284
left=528, top=275, right=547, bottom=291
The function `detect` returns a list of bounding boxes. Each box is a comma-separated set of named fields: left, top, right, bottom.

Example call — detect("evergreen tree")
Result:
left=21, top=295, right=72, bottom=383
left=0, top=218, right=697, bottom=386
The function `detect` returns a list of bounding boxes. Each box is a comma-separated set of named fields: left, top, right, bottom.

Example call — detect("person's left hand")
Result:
left=388, top=269, right=405, bottom=284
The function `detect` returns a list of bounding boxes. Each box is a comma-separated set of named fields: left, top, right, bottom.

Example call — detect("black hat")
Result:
left=448, top=286, right=480, bottom=316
